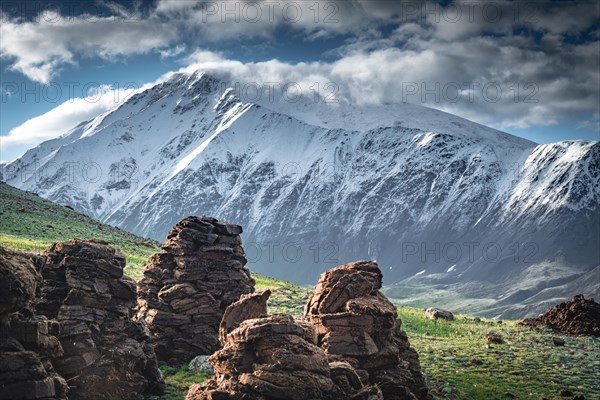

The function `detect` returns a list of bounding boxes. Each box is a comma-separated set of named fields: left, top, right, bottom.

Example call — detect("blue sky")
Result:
left=1, top=0, right=599, bottom=161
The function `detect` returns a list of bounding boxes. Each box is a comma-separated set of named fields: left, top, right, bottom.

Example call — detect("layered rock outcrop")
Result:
left=304, top=261, right=429, bottom=400
left=0, top=247, right=68, bottom=400
left=1, top=241, right=162, bottom=400
left=38, top=239, right=163, bottom=399
left=0, top=247, right=39, bottom=316
left=136, top=216, right=255, bottom=365
left=186, top=291, right=383, bottom=400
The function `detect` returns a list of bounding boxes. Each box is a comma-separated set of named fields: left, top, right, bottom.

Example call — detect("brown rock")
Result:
left=552, top=337, right=566, bottom=346
left=0, top=247, right=68, bottom=400
left=304, top=260, right=430, bottom=400
left=560, top=388, right=574, bottom=396
left=220, top=290, right=270, bottom=343
left=186, top=289, right=383, bottom=400
left=424, top=307, right=454, bottom=321
left=0, top=247, right=39, bottom=316
left=136, top=216, right=255, bottom=365
left=38, top=239, right=163, bottom=400
left=520, top=295, right=600, bottom=336
left=486, top=332, right=504, bottom=344
left=0, top=352, right=66, bottom=400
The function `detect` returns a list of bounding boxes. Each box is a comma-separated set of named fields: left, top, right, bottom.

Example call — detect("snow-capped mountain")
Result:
left=2, top=71, right=598, bottom=317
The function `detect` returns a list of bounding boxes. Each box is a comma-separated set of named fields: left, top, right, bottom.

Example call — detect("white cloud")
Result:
left=2, top=0, right=598, bottom=84
left=1, top=0, right=598, bottom=159
left=0, top=0, right=411, bottom=83
left=0, top=11, right=178, bottom=83
left=158, top=44, right=187, bottom=59
left=0, top=85, right=139, bottom=157
left=5, top=35, right=598, bottom=160
left=155, top=0, right=202, bottom=14
left=180, top=40, right=600, bottom=133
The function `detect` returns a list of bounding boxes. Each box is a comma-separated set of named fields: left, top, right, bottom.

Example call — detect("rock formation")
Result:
left=35, top=239, right=163, bottom=399
left=520, top=294, right=600, bottom=336
left=485, top=332, right=504, bottom=344
left=0, top=247, right=68, bottom=400
left=136, top=216, right=255, bottom=365
left=2, top=242, right=163, bottom=400
left=304, top=261, right=429, bottom=400
left=186, top=291, right=383, bottom=400
left=0, top=247, right=39, bottom=316
left=424, top=308, right=454, bottom=321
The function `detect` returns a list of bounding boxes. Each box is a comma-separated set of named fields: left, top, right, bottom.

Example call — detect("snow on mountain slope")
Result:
left=504, top=141, right=599, bottom=215
left=2, top=71, right=598, bottom=317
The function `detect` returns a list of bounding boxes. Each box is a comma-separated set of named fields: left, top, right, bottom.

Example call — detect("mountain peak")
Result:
left=2, top=69, right=597, bottom=319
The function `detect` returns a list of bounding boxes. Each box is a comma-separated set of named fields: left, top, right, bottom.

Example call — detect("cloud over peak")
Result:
left=1, top=0, right=598, bottom=159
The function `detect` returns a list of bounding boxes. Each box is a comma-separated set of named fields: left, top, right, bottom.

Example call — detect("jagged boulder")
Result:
left=0, top=247, right=68, bottom=400
left=38, top=239, right=162, bottom=400
left=137, top=216, right=255, bottom=365
left=304, top=261, right=430, bottom=400
left=186, top=291, right=383, bottom=400
left=520, top=294, right=600, bottom=336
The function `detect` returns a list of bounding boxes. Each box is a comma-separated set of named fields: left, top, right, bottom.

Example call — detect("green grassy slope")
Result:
left=0, top=182, right=159, bottom=280
left=397, top=307, right=599, bottom=399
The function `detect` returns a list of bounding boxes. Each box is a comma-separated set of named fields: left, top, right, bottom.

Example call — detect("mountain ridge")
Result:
left=2, top=70, right=598, bottom=318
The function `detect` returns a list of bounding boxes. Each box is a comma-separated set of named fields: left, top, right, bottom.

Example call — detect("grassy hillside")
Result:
left=0, top=182, right=159, bottom=280
left=397, top=307, right=599, bottom=399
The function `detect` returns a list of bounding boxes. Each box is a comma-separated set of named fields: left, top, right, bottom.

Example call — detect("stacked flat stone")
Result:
left=186, top=291, right=383, bottom=400
left=136, top=216, right=255, bottom=365
left=304, top=261, right=430, bottom=400
left=38, top=239, right=162, bottom=400
left=0, top=247, right=68, bottom=400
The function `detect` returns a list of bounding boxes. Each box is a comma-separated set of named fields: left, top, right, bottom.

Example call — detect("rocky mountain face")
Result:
left=2, top=71, right=598, bottom=317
